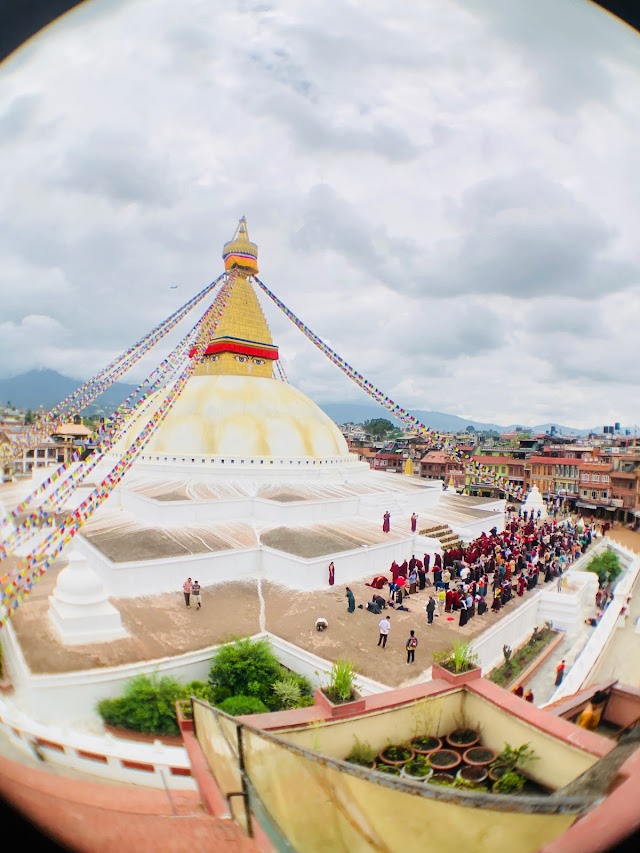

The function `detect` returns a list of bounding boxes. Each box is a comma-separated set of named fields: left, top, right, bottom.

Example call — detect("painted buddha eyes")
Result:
left=234, top=355, right=264, bottom=365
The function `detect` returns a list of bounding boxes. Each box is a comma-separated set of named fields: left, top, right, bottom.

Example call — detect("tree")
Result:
left=466, top=425, right=475, bottom=433
left=363, top=418, right=396, bottom=440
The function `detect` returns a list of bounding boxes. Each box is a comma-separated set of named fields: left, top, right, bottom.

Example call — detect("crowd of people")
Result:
left=369, top=512, right=596, bottom=629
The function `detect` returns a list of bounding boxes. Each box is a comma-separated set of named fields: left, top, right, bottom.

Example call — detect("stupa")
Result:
left=45, top=219, right=503, bottom=639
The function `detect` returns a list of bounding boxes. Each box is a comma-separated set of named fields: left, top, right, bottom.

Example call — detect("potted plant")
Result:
left=427, top=749, right=461, bottom=772
left=375, top=763, right=402, bottom=776
left=377, top=744, right=415, bottom=766
left=446, top=728, right=480, bottom=749
left=432, top=642, right=481, bottom=684
left=410, top=735, right=442, bottom=755
left=488, top=764, right=510, bottom=783
left=324, top=658, right=360, bottom=704
left=492, top=770, right=526, bottom=794
left=428, top=771, right=456, bottom=786
left=402, top=758, right=432, bottom=781
left=345, top=738, right=378, bottom=768
left=462, top=746, right=496, bottom=767
left=458, top=765, right=488, bottom=785
left=494, top=742, right=537, bottom=773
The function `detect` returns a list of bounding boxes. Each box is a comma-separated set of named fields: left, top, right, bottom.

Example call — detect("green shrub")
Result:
left=182, top=680, right=214, bottom=703
left=96, top=673, right=184, bottom=735
left=217, top=695, right=270, bottom=716
left=272, top=678, right=302, bottom=709
left=208, top=637, right=284, bottom=708
left=586, top=549, right=623, bottom=588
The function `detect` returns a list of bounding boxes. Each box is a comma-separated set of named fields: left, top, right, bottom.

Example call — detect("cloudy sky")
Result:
left=0, top=0, right=639, bottom=429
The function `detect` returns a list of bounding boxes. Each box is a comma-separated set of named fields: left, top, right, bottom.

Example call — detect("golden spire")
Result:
left=193, top=218, right=278, bottom=378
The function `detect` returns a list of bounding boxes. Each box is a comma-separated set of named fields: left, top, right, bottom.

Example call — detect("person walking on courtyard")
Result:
left=328, top=561, right=335, bottom=586
left=378, top=614, right=391, bottom=648
left=382, top=511, right=391, bottom=533
left=346, top=587, right=356, bottom=613
left=191, top=580, right=202, bottom=610
left=436, top=587, right=446, bottom=616
left=411, top=512, right=418, bottom=532
left=406, top=629, right=418, bottom=663
left=555, top=659, right=566, bottom=686
left=426, top=595, right=436, bottom=624
left=182, top=577, right=192, bottom=608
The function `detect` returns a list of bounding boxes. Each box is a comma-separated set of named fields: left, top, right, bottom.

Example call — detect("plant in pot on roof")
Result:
left=378, top=743, right=415, bottom=766
left=433, top=641, right=479, bottom=674
left=324, top=658, right=360, bottom=704
left=446, top=727, right=480, bottom=749
left=410, top=735, right=442, bottom=755
left=427, top=749, right=461, bottom=772
left=402, top=757, right=432, bottom=781
left=345, top=737, right=378, bottom=768
left=489, top=742, right=537, bottom=783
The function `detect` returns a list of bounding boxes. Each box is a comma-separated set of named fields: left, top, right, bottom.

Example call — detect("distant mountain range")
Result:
left=317, top=403, right=597, bottom=438
left=0, top=369, right=603, bottom=436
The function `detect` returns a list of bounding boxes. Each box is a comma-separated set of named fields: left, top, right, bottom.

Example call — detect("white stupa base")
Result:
left=49, top=597, right=128, bottom=645
left=47, top=546, right=128, bottom=645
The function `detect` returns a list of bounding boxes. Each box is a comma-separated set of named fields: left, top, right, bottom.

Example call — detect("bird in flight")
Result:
left=170, top=285, right=178, bottom=289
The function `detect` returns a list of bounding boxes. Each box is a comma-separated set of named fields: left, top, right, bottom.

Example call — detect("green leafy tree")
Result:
left=586, top=549, right=623, bottom=588
left=363, top=418, right=396, bottom=440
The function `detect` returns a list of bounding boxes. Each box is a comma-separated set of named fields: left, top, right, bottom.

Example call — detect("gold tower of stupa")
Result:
left=193, top=217, right=278, bottom=379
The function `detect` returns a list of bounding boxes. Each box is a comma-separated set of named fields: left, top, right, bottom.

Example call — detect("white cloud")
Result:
left=0, top=0, right=639, bottom=429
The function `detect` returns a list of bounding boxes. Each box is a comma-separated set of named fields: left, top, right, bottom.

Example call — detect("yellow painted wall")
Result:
left=462, top=691, right=599, bottom=789
left=274, top=692, right=463, bottom=759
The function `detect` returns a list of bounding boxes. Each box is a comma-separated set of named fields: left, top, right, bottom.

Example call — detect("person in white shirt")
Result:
left=377, top=615, right=391, bottom=648
left=315, top=617, right=328, bottom=632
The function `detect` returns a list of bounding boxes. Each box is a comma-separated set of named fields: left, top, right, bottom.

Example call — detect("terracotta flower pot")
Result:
left=377, top=745, right=415, bottom=766
left=463, top=746, right=496, bottom=767
left=488, top=764, right=509, bottom=782
left=446, top=729, right=480, bottom=749
left=458, top=764, right=488, bottom=785
left=427, top=749, right=461, bottom=771
left=410, top=735, right=442, bottom=755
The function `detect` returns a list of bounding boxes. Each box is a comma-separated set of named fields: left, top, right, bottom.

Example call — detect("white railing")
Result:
left=0, top=695, right=194, bottom=790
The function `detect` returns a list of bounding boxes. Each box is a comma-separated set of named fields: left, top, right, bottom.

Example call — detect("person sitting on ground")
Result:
left=513, top=684, right=524, bottom=698
left=372, top=593, right=387, bottom=610
left=524, top=689, right=534, bottom=703
left=315, top=617, right=328, bottom=632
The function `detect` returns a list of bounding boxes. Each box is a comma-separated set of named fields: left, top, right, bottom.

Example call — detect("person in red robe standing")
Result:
left=434, top=553, right=442, bottom=570
left=382, top=511, right=391, bottom=532
left=328, top=561, right=335, bottom=586
left=411, top=512, right=418, bottom=532
left=517, top=574, right=525, bottom=597
left=445, top=589, right=453, bottom=612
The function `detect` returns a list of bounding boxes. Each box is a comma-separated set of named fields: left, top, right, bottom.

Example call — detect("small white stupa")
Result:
left=49, top=548, right=128, bottom=645
left=522, top=485, right=547, bottom=520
